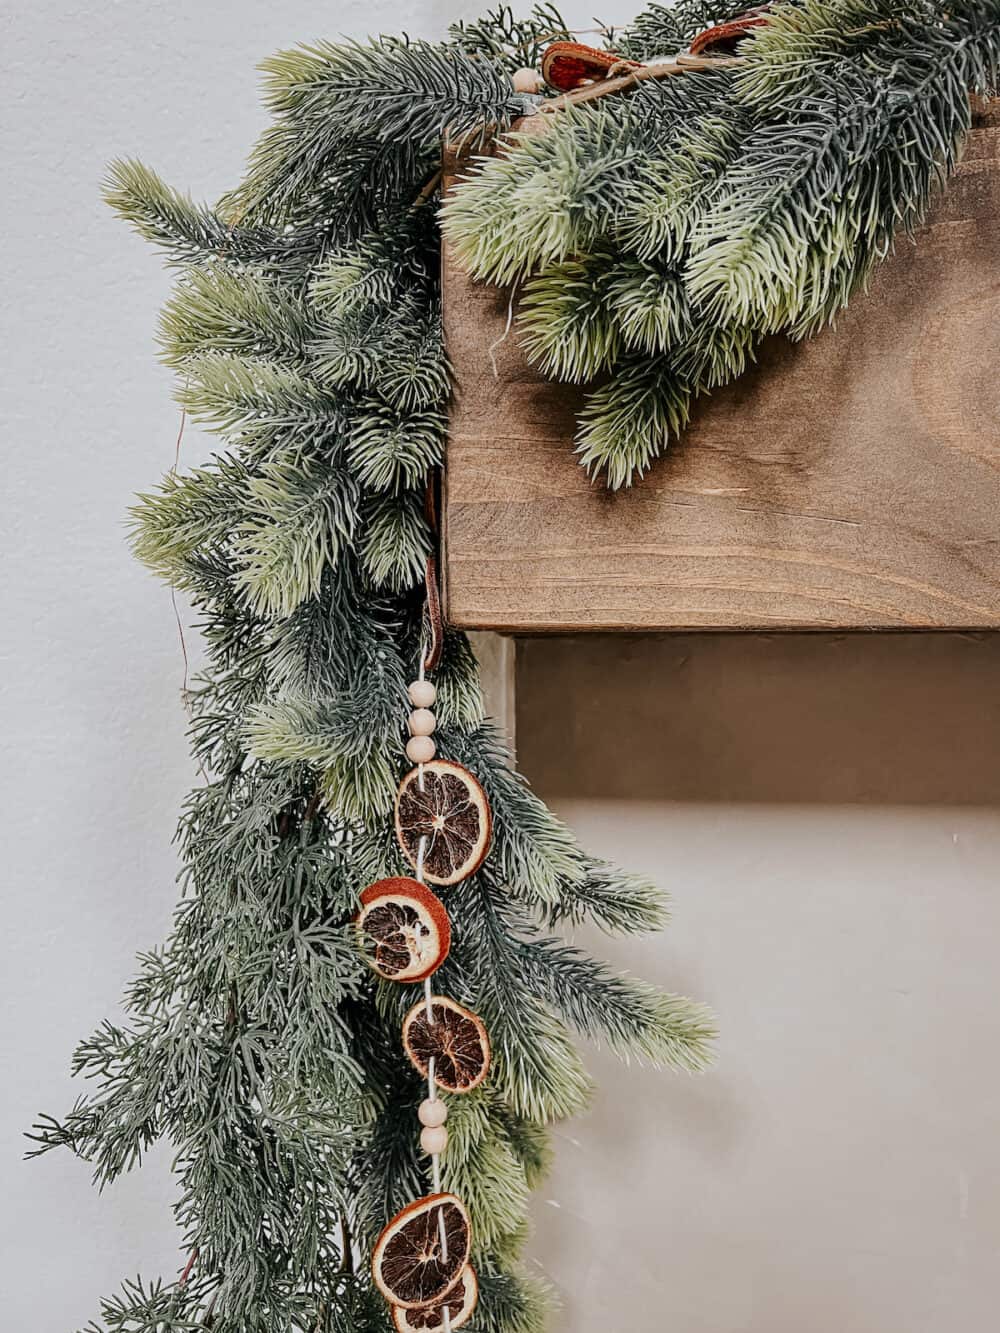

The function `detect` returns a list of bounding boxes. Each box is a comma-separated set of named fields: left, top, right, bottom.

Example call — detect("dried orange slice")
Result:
left=391, top=1265, right=479, bottom=1332
left=372, top=1193, right=471, bottom=1309
left=358, top=878, right=451, bottom=983
left=395, top=760, right=492, bottom=887
left=402, top=996, right=491, bottom=1094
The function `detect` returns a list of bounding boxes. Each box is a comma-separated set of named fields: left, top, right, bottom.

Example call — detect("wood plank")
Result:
left=441, top=105, right=1000, bottom=631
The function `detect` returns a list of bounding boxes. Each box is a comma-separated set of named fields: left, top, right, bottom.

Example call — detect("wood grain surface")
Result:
left=441, top=104, right=1000, bottom=631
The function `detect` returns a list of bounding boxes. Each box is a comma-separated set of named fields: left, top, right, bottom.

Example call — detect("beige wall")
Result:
left=516, top=634, right=1000, bottom=1333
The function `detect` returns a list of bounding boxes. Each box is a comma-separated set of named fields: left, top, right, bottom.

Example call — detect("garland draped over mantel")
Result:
left=442, top=0, right=1000, bottom=485
left=31, top=2, right=999, bottom=1330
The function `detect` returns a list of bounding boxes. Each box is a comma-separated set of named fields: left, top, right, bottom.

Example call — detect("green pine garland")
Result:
left=443, top=0, right=1000, bottom=485
left=30, top=2, right=1000, bottom=1330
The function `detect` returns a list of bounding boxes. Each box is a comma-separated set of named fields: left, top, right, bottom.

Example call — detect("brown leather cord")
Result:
left=423, top=553, right=444, bottom=671
left=689, top=6, right=772, bottom=55
left=537, top=7, right=771, bottom=111
left=540, top=51, right=744, bottom=113
left=540, top=41, right=640, bottom=92
left=424, top=470, right=441, bottom=537
left=421, top=470, right=444, bottom=671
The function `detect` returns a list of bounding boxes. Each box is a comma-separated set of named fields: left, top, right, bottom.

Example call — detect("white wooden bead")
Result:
left=420, top=1124, right=448, bottom=1155
left=408, top=679, right=436, bottom=708
left=512, top=67, right=542, bottom=94
left=406, top=734, right=436, bottom=763
left=418, top=1097, right=448, bottom=1128
left=408, top=708, right=436, bottom=737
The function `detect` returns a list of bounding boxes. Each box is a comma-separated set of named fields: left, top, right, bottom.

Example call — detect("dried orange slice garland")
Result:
left=391, top=1265, right=479, bottom=1332
left=403, top=997, right=491, bottom=1094
left=396, top=760, right=492, bottom=886
left=358, top=878, right=451, bottom=982
left=372, top=1193, right=472, bottom=1308
left=360, top=653, right=494, bottom=1330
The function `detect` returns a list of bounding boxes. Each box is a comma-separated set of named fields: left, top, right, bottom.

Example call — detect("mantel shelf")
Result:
left=440, top=104, right=1000, bottom=632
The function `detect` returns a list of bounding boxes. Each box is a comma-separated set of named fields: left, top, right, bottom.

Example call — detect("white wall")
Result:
left=4, top=5, right=999, bottom=1332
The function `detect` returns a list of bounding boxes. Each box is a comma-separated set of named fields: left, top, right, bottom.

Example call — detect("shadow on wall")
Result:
left=515, top=633, right=1000, bottom=805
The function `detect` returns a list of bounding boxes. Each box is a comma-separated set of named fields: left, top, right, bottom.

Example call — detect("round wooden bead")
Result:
left=408, top=708, right=436, bottom=737
left=418, top=1097, right=448, bottom=1128
left=420, top=1124, right=448, bottom=1155
left=512, top=67, right=542, bottom=94
left=407, top=679, right=436, bottom=708
left=406, top=734, right=436, bottom=763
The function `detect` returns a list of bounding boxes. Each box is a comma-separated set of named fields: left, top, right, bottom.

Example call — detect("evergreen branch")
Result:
left=244, top=697, right=400, bottom=824
left=441, top=70, right=737, bottom=283
left=520, top=940, right=717, bottom=1071
left=687, top=0, right=1000, bottom=330
left=229, top=39, right=521, bottom=227
left=104, top=160, right=294, bottom=272
left=345, top=404, right=446, bottom=493
left=76, top=1273, right=215, bottom=1333
left=733, top=0, right=915, bottom=111
left=310, top=299, right=449, bottom=413
left=160, top=267, right=308, bottom=369
left=432, top=882, right=595, bottom=1123
left=441, top=108, right=640, bottom=284
left=433, top=632, right=487, bottom=732
left=359, top=491, right=432, bottom=593
left=575, top=355, right=694, bottom=488
left=484, top=993, right=595, bottom=1123
left=444, top=724, right=589, bottom=906
left=471, top=1270, right=556, bottom=1333
left=259, top=38, right=522, bottom=141
left=233, top=457, right=359, bottom=618
left=545, top=859, right=671, bottom=936
left=518, top=255, right=622, bottom=381
left=448, top=3, right=574, bottom=73
left=308, top=213, right=437, bottom=320
left=606, top=254, right=690, bottom=355
left=612, top=105, right=750, bottom=261
left=619, top=0, right=764, bottom=58
left=440, top=1093, right=532, bottom=1253
left=130, top=458, right=249, bottom=591
left=177, top=354, right=345, bottom=458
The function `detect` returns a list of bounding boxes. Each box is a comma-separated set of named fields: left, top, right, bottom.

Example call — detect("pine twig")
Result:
left=201, top=1288, right=220, bottom=1328
left=412, top=167, right=444, bottom=210
left=339, top=1214, right=355, bottom=1275
left=303, top=786, right=324, bottom=822
left=179, top=1247, right=199, bottom=1286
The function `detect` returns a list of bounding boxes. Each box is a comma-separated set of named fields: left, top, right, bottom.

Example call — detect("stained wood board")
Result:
left=441, top=104, right=1000, bottom=631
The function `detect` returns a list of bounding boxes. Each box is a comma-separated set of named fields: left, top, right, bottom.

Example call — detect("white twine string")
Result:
left=487, top=285, right=518, bottom=380
left=436, top=1181, right=452, bottom=1333
left=416, top=838, right=436, bottom=1025
left=412, top=665, right=451, bottom=1330
left=418, top=840, right=443, bottom=1269
left=441, top=1278, right=453, bottom=1330
left=416, top=834, right=428, bottom=892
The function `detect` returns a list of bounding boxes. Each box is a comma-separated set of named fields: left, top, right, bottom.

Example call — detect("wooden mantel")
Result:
left=441, top=104, right=1000, bottom=632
